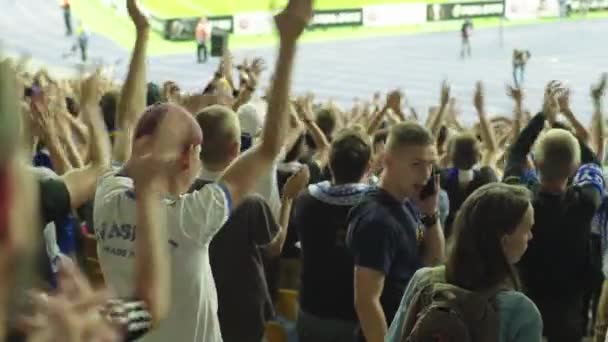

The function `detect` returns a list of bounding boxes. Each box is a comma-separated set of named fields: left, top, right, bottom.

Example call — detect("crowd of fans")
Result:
left=2, top=0, right=608, bottom=341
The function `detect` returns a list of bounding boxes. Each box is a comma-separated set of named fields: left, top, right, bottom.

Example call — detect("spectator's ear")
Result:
left=228, top=140, right=240, bottom=160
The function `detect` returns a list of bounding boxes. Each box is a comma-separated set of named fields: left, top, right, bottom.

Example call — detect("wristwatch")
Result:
left=420, top=212, right=439, bottom=228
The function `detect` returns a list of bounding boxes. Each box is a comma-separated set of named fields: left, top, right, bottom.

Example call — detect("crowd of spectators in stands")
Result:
left=2, top=0, right=608, bottom=342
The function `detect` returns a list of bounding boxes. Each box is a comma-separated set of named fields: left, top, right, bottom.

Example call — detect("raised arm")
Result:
left=416, top=174, right=445, bottom=266
left=592, top=73, right=607, bottom=162
left=30, top=93, right=73, bottom=174
left=264, top=166, right=309, bottom=257
left=507, top=85, right=524, bottom=145
left=112, top=0, right=150, bottom=164
left=429, top=81, right=450, bottom=138
left=387, top=91, right=407, bottom=122
left=474, top=82, right=498, bottom=155
left=62, top=73, right=111, bottom=209
left=559, top=88, right=591, bottom=144
left=366, top=104, right=389, bottom=136
left=296, top=95, right=330, bottom=168
left=218, top=0, right=312, bottom=207
left=504, top=82, right=561, bottom=180
left=57, top=113, right=85, bottom=170
left=232, top=57, right=266, bottom=112
left=367, top=91, right=400, bottom=135
left=132, top=158, right=171, bottom=327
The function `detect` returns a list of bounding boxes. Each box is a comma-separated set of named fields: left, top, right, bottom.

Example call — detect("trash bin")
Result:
left=211, top=28, right=229, bottom=57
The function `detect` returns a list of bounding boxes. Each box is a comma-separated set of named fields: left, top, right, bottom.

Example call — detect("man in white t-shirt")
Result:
left=94, top=1, right=313, bottom=340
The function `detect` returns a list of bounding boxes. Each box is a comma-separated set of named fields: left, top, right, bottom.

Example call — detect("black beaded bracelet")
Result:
left=420, top=212, right=439, bottom=228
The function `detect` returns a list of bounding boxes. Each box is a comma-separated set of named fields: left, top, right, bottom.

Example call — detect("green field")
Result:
left=142, top=0, right=453, bottom=17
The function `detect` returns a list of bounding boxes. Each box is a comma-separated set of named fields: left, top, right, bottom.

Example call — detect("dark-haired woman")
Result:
left=386, top=183, right=542, bottom=342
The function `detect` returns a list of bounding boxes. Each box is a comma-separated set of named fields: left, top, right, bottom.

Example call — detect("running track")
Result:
left=1, top=0, right=607, bottom=123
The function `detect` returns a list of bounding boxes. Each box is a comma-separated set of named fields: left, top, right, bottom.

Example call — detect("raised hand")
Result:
left=386, top=90, right=403, bottom=113
left=250, top=57, right=267, bottom=77
left=506, top=85, right=524, bottom=104
left=162, top=81, right=181, bottom=104
left=29, top=89, right=55, bottom=140
left=473, top=81, right=485, bottom=113
left=127, top=0, right=149, bottom=32
left=543, top=80, right=563, bottom=122
left=80, top=71, right=111, bottom=167
left=416, top=173, right=441, bottom=216
left=80, top=70, right=103, bottom=110
left=372, top=91, right=382, bottom=110
left=440, top=80, right=451, bottom=107
left=274, top=0, right=313, bottom=42
left=283, top=166, right=310, bottom=200
left=22, top=263, right=118, bottom=342
left=295, top=94, right=314, bottom=122
left=557, top=87, right=571, bottom=112
left=591, top=72, right=608, bottom=103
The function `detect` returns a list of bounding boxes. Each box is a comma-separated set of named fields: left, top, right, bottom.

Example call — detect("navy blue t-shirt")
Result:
left=346, top=187, right=423, bottom=335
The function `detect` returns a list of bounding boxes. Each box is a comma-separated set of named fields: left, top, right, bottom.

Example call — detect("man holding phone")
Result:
left=347, top=122, right=445, bottom=342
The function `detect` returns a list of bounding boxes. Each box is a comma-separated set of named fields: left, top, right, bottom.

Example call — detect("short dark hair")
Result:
left=100, top=90, right=119, bottom=132
left=386, top=122, right=434, bottom=151
left=146, top=82, right=161, bottom=106
left=329, top=129, right=372, bottom=184
left=451, top=132, right=480, bottom=170
left=446, top=183, right=531, bottom=291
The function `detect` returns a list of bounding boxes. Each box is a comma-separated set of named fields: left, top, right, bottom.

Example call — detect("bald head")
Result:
left=133, top=103, right=202, bottom=154
left=195, top=105, right=241, bottom=166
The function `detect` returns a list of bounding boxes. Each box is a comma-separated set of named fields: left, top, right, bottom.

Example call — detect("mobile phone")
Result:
left=240, top=134, right=252, bottom=152
left=419, top=167, right=438, bottom=200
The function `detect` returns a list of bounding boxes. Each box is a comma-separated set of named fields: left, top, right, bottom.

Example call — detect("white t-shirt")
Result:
left=94, top=169, right=231, bottom=342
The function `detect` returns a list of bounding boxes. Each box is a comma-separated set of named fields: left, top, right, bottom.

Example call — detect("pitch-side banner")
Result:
left=537, top=0, right=560, bottom=17
left=569, top=0, right=608, bottom=11
left=363, top=3, right=427, bottom=27
left=505, top=0, right=540, bottom=19
left=505, top=0, right=560, bottom=19
left=427, top=1, right=504, bottom=21
left=233, top=12, right=275, bottom=35
left=309, top=8, right=364, bottom=28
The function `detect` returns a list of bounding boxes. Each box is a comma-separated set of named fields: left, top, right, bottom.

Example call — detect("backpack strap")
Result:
left=399, top=267, right=446, bottom=341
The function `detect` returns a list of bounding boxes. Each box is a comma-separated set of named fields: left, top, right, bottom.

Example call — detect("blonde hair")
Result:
left=533, top=128, right=580, bottom=181
left=195, top=105, right=241, bottom=165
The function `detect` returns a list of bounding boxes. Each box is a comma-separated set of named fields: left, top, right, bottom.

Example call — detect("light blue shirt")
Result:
left=385, top=267, right=543, bottom=342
